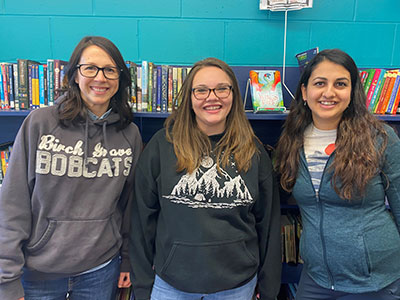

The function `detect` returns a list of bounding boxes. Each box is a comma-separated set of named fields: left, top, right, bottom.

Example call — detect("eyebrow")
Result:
left=312, top=76, right=350, bottom=81
left=193, top=83, right=231, bottom=88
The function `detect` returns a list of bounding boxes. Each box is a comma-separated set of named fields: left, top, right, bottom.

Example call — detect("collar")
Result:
left=87, top=108, right=112, bottom=121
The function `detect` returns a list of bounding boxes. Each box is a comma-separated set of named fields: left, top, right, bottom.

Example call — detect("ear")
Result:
left=301, top=83, right=307, bottom=101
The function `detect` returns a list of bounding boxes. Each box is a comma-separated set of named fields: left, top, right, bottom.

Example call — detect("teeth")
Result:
left=92, top=87, right=107, bottom=92
left=204, top=106, right=221, bottom=110
left=321, top=101, right=335, bottom=105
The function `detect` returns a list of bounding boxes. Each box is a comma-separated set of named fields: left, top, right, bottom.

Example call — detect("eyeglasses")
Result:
left=76, top=64, right=122, bottom=80
left=192, top=85, right=233, bottom=100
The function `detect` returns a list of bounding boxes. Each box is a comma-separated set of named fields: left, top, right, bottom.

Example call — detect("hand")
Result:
left=118, top=272, right=131, bottom=288
left=18, top=298, right=24, bottom=300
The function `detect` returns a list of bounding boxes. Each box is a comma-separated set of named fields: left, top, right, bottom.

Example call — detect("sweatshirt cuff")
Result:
left=0, top=279, right=24, bottom=300
left=120, top=256, right=131, bottom=273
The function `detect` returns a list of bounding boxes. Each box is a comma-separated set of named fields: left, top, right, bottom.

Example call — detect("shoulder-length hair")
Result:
left=165, top=57, right=259, bottom=174
left=275, top=48, right=387, bottom=200
left=57, top=36, right=133, bottom=129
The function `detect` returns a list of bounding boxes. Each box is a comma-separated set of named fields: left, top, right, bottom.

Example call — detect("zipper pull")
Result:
left=316, top=190, right=320, bottom=202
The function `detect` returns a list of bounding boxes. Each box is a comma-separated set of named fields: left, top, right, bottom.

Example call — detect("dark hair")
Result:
left=165, top=57, right=259, bottom=173
left=275, top=49, right=387, bottom=200
left=58, top=36, right=132, bottom=129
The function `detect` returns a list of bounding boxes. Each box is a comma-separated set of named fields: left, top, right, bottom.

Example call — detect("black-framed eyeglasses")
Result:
left=192, top=85, right=233, bottom=100
left=76, top=64, right=122, bottom=80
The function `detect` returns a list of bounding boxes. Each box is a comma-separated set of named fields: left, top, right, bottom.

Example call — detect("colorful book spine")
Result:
left=128, top=61, right=137, bottom=112
left=147, top=62, right=153, bottom=112
left=363, top=69, right=376, bottom=96
left=156, top=65, right=162, bottom=112
left=47, top=59, right=54, bottom=106
left=386, top=71, right=400, bottom=114
left=152, top=65, right=157, bottom=113
left=0, top=67, right=4, bottom=109
left=374, top=71, right=390, bottom=113
left=368, top=69, right=386, bottom=112
left=136, top=66, right=142, bottom=112
left=167, top=66, right=173, bottom=112
left=0, top=63, right=10, bottom=109
left=172, top=67, right=178, bottom=110
left=7, top=64, right=15, bottom=109
left=365, top=68, right=382, bottom=108
left=161, top=65, right=168, bottom=112
left=380, top=71, right=397, bottom=114
left=390, top=81, right=400, bottom=115
left=12, top=63, right=19, bottom=110
left=141, top=61, right=148, bottom=112
left=38, top=64, right=45, bottom=108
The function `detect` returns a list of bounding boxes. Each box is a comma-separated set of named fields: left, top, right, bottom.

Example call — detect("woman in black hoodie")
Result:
left=129, top=57, right=281, bottom=300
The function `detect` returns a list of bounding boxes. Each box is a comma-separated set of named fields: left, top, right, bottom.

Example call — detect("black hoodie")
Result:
left=129, top=128, right=281, bottom=300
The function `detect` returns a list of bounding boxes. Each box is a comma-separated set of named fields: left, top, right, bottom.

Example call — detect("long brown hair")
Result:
left=165, top=57, right=259, bottom=174
left=275, top=49, right=387, bottom=200
left=57, top=36, right=133, bottom=129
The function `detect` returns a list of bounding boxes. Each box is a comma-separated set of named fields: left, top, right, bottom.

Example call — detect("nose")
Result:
left=323, top=84, right=335, bottom=98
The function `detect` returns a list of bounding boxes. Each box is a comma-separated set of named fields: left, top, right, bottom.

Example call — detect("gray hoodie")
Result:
left=0, top=104, right=142, bottom=299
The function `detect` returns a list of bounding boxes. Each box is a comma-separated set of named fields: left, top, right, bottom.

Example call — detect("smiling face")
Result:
left=75, top=45, right=119, bottom=117
left=191, top=66, right=233, bottom=136
left=301, top=60, right=352, bottom=130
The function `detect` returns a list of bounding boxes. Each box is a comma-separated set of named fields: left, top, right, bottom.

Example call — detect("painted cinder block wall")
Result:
left=0, top=0, right=399, bottom=69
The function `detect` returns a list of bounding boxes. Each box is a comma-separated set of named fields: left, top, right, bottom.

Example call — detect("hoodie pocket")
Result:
left=159, top=238, right=258, bottom=293
left=25, top=216, right=121, bottom=274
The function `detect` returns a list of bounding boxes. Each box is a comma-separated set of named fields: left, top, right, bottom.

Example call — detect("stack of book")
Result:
left=360, top=68, right=400, bottom=114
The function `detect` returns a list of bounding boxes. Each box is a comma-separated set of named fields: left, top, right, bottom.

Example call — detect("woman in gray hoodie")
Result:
left=0, top=36, right=142, bottom=300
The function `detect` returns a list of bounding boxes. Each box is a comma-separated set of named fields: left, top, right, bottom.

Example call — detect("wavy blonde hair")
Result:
left=165, top=57, right=259, bottom=174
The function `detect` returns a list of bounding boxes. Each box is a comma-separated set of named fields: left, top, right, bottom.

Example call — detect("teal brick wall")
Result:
left=0, top=0, right=399, bottom=68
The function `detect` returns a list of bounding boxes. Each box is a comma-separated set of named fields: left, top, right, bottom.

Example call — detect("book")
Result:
left=362, top=69, right=376, bottom=96
left=385, top=70, right=400, bottom=114
left=295, top=47, right=319, bottom=74
left=249, top=70, right=285, bottom=113
left=53, top=59, right=68, bottom=100
left=374, top=71, right=391, bottom=114
left=379, top=70, right=398, bottom=114
left=156, top=65, right=162, bottom=112
left=46, top=59, right=55, bottom=106
left=365, top=69, right=382, bottom=108
left=167, top=66, right=173, bottom=112
left=141, top=61, right=148, bottom=111
left=151, top=65, right=158, bottom=113
left=12, top=63, right=20, bottom=110
left=161, top=65, right=169, bottom=112
left=368, top=69, right=386, bottom=111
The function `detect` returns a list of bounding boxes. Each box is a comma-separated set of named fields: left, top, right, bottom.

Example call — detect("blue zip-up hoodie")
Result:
left=293, top=124, right=400, bottom=293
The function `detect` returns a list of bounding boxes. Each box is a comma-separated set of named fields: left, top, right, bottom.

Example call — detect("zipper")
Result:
left=317, top=155, right=335, bottom=291
left=302, top=149, right=335, bottom=290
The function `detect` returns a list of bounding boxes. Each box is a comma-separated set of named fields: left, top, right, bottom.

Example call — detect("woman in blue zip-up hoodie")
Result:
left=275, top=49, right=400, bottom=299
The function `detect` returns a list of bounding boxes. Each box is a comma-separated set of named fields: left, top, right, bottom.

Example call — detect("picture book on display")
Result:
left=249, top=70, right=285, bottom=113
left=295, top=47, right=319, bottom=74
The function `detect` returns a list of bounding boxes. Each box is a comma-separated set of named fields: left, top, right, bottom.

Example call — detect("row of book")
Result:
left=281, top=213, right=303, bottom=265
left=0, top=60, right=68, bottom=110
left=361, top=68, right=400, bottom=114
left=0, top=142, right=12, bottom=186
left=127, top=61, right=192, bottom=113
left=0, top=59, right=192, bottom=113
